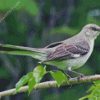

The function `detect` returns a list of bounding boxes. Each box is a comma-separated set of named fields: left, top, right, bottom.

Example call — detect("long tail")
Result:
left=0, top=44, right=47, bottom=61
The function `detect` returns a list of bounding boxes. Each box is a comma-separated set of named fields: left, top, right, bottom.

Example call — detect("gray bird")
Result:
left=0, top=24, right=100, bottom=73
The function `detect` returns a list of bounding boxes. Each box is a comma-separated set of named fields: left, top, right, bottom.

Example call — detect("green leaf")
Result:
left=15, top=65, right=46, bottom=94
left=33, top=65, right=46, bottom=83
left=80, top=80, right=100, bottom=100
left=89, top=96, right=98, bottom=100
left=28, top=77, right=36, bottom=94
left=28, top=65, right=46, bottom=94
left=87, top=85, right=95, bottom=93
left=79, top=95, right=89, bottom=100
left=50, top=71, right=69, bottom=87
left=94, top=80, right=100, bottom=85
left=16, top=72, right=33, bottom=92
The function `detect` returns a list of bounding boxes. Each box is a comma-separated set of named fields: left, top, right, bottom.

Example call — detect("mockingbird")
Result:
left=0, top=24, right=100, bottom=73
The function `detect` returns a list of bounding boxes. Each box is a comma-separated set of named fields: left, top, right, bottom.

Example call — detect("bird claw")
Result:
left=66, top=70, right=85, bottom=78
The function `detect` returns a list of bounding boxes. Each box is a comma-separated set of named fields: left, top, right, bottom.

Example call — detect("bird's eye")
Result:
left=91, top=27, right=97, bottom=31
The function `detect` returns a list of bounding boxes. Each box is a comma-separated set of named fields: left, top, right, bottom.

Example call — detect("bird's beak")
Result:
left=97, top=27, right=100, bottom=35
left=98, top=27, right=100, bottom=31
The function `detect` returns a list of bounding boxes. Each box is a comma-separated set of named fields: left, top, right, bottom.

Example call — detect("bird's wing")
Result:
left=46, top=41, right=90, bottom=61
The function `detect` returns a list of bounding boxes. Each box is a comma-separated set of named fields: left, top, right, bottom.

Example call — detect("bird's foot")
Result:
left=66, top=70, right=85, bottom=78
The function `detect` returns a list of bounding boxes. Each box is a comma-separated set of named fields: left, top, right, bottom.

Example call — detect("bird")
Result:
left=0, top=24, right=100, bottom=74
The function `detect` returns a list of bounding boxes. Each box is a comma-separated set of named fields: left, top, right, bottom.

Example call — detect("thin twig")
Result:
left=0, top=1, right=20, bottom=23
left=0, top=74, right=100, bottom=98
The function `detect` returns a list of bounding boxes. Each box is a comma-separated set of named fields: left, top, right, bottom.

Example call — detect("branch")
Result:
left=0, top=74, right=100, bottom=98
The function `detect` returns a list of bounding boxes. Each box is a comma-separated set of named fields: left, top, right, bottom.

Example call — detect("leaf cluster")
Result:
left=16, top=65, right=69, bottom=94
left=80, top=80, right=100, bottom=100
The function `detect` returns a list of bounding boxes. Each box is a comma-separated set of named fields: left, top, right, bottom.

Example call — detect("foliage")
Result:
left=79, top=80, right=100, bottom=100
left=16, top=65, right=69, bottom=94
left=16, top=72, right=33, bottom=92
left=0, top=0, right=39, bottom=15
left=16, top=65, right=46, bottom=93
left=50, top=71, right=69, bottom=87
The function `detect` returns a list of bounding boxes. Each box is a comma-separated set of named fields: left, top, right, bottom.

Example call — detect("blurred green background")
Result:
left=0, top=0, right=100, bottom=100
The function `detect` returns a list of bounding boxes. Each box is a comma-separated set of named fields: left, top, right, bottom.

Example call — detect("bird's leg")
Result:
left=67, top=70, right=84, bottom=77
left=66, top=68, right=84, bottom=78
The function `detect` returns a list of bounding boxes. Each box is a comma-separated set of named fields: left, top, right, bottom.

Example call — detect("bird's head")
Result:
left=82, top=24, right=100, bottom=40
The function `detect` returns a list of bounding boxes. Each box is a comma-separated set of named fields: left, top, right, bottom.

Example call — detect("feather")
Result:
left=46, top=41, right=90, bottom=61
